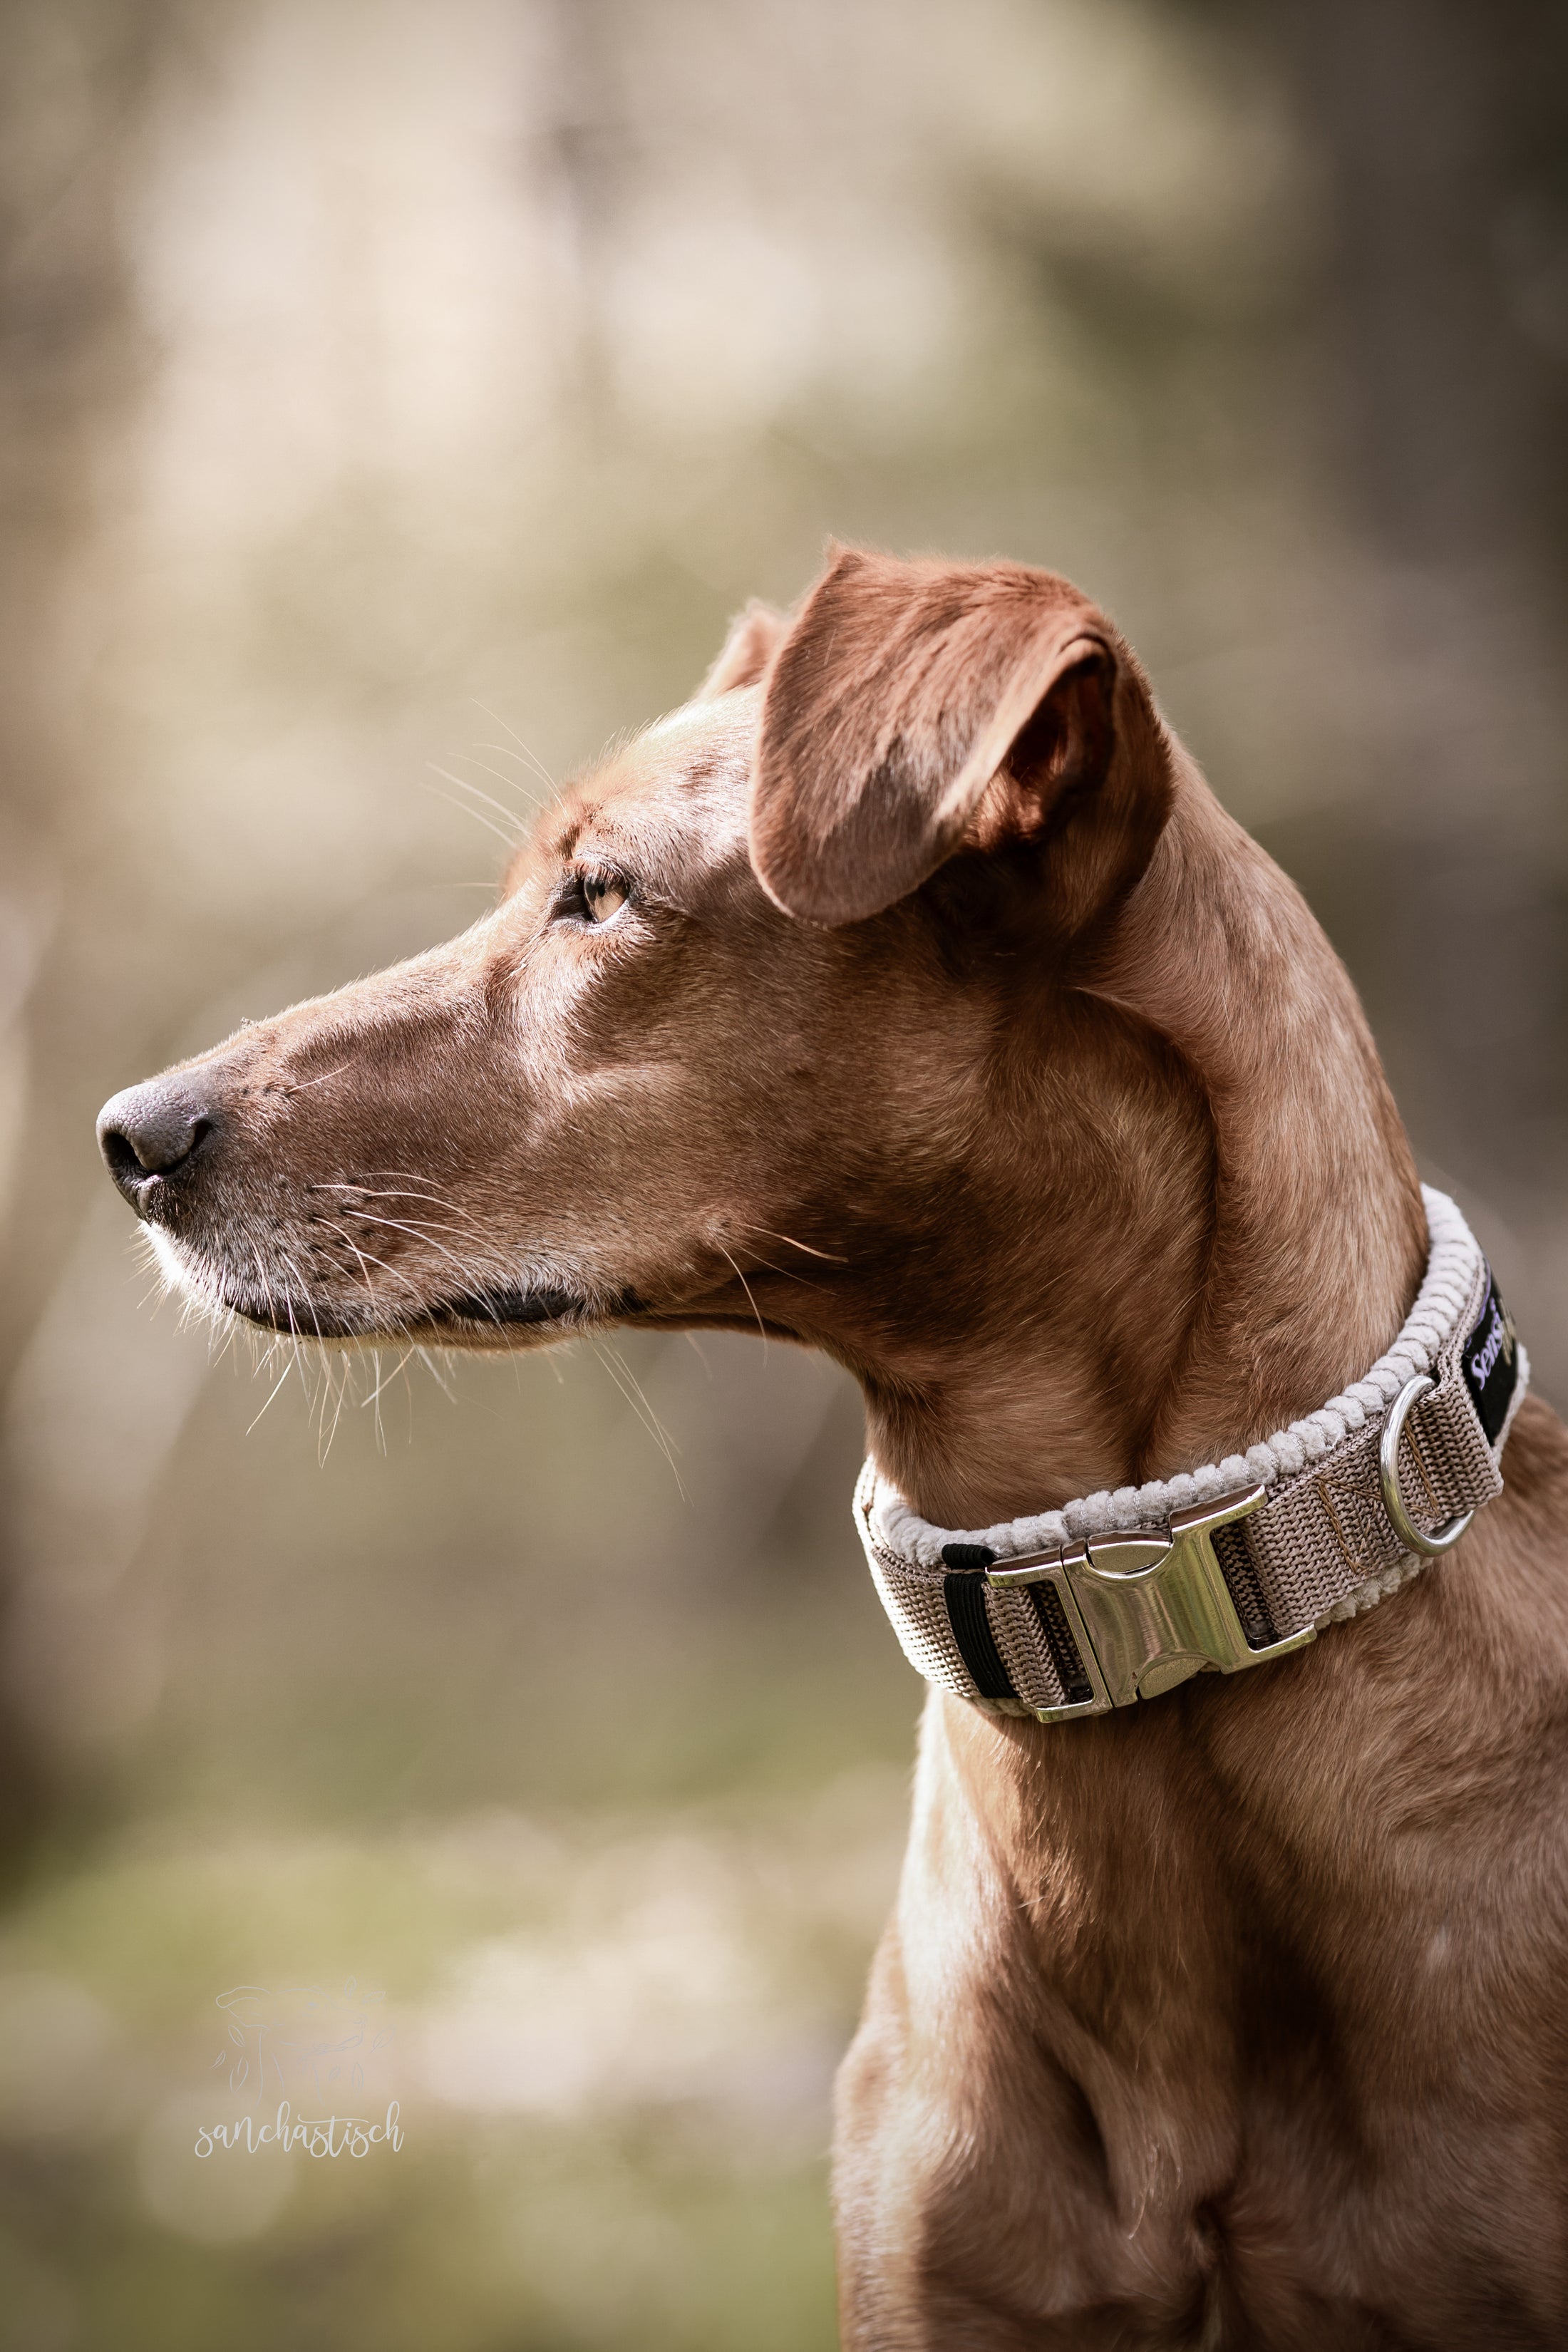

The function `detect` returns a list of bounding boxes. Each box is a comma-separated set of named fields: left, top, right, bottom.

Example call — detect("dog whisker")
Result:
left=275, top=1245, right=325, bottom=1346
left=307, top=1180, right=493, bottom=1244
left=715, top=1241, right=768, bottom=1352
left=443, top=758, right=542, bottom=831
left=360, top=1344, right=416, bottom=1422
left=728, top=1246, right=826, bottom=1293
left=244, top=1353, right=296, bottom=1437
left=426, top=767, right=524, bottom=850
left=460, top=748, right=547, bottom=813
left=322, top=1351, right=352, bottom=1458
left=319, top=1219, right=385, bottom=1309
left=339, top=1210, right=486, bottom=1289
left=737, top=1222, right=849, bottom=1265
left=593, top=1337, right=685, bottom=1498
left=414, top=1344, right=457, bottom=1402
left=468, top=699, right=558, bottom=796
left=316, top=1218, right=429, bottom=1316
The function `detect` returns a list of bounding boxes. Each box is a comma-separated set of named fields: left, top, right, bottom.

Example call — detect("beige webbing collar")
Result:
left=855, top=1190, right=1530, bottom=1723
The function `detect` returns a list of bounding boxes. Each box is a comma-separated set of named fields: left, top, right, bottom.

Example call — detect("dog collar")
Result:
left=855, top=1189, right=1528, bottom=1723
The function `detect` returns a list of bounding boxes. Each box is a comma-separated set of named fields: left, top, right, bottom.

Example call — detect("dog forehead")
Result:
left=556, top=691, right=755, bottom=864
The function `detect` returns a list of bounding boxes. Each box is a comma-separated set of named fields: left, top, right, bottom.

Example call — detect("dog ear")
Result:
left=693, top=599, right=788, bottom=700
left=748, top=545, right=1170, bottom=929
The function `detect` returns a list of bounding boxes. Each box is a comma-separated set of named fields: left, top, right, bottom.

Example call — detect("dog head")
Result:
left=97, top=547, right=1181, bottom=1390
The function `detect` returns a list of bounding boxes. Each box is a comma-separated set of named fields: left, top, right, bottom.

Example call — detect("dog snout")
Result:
left=97, top=1079, right=217, bottom=1205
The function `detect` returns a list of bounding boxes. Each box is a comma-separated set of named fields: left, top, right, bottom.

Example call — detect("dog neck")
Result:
left=847, top=760, right=1428, bottom=1533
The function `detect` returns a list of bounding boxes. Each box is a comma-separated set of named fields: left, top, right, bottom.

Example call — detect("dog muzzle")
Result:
left=855, top=1188, right=1528, bottom=1723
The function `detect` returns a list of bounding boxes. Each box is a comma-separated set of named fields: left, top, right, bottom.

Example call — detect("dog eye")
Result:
left=580, top=870, right=629, bottom=924
left=554, top=867, right=630, bottom=926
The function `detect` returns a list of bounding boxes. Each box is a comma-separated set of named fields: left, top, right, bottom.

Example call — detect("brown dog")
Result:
left=98, top=549, right=1568, bottom=2348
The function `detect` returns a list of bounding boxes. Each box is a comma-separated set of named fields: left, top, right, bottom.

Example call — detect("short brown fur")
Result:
left=99, top=549, right=1568, bottom=2348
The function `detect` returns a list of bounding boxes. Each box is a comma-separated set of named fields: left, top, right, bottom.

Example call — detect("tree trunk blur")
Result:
left=1267, top=0, right=1567, bottom=1280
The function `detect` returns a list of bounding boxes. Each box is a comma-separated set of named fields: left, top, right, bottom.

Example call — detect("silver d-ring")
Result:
left=1378, top=1375, right=1474, bottom=1556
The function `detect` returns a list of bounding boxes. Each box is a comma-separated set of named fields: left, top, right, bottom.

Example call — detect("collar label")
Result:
left=1462, top=1266, right=1519, bottom=1445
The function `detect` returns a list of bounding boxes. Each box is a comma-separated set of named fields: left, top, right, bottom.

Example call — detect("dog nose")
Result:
left=97, top=1080, right=216, bottom=1196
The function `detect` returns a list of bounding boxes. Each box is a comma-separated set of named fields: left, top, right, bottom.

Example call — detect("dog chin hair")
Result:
left=145, top=1224, right=600, bottom=1344
left=141, top=1225, right=232, bottom=1324
left=139, top=1227, right=306, bottom=1341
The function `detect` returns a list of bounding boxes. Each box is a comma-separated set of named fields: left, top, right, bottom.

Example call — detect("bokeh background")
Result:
left=0, top=2, right=1564, bottom=2345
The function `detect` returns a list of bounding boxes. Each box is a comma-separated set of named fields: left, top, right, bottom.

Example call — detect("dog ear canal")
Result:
left=693, top=599, right=788, bottom=701
left=748, top=547, right=1167, bottom=929
left=1004, top=646, right=1115, bottom=801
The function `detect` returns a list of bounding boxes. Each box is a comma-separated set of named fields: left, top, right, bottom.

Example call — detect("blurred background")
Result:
left=0, top=1, right=1563, bottom=2344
